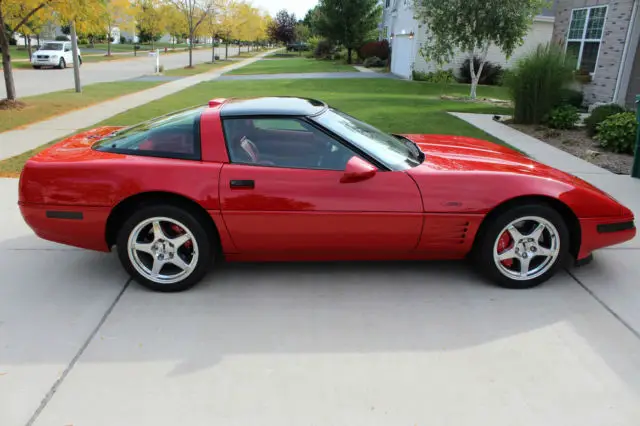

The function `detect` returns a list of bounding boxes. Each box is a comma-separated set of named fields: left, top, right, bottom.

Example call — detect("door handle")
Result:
left=230, top=179, right=255, bottom=189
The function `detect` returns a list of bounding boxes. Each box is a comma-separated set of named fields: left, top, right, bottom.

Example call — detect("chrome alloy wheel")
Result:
left=493, top=216, right=561, bottom=281
left=127, top=217, right=199, bottom=285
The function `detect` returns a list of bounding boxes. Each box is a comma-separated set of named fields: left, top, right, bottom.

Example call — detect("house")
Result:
left=380, top=0, right=556, bottom=79
left=552, top=0, right=640, bottom=108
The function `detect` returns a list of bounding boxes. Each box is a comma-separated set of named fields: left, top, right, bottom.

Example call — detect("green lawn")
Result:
left=0, top=78, right=512, bottom=176
left=0, top=80, right=164, bottom=134
left=162, top=60, right=232, bottom=77
left=225, top=57, right=356, bottom=75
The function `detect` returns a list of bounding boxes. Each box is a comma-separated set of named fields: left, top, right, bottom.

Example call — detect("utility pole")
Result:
left=70, top=21, right=82, bottom=93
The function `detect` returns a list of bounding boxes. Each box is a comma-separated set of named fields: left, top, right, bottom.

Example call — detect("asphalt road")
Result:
left=1, top=177, right=640, bottom=426
left=2, top=46, right=241, bottom=98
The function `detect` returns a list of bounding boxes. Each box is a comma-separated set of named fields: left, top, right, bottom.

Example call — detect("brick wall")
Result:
left=553, top=0, right=636, bottom=104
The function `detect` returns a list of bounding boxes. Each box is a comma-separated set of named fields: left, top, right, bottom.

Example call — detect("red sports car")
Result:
left=18, top=97, right=636, bottom=292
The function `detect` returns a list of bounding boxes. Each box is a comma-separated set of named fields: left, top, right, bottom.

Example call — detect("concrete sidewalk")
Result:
left=0, top=50, right=274, bottom=161
left=454, top=112, right=640, bottom=336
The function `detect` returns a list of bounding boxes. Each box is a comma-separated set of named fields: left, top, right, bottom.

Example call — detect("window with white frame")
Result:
left=385, top=0, right=390, bottom=8
left=566, top=6, right=607, bottom=74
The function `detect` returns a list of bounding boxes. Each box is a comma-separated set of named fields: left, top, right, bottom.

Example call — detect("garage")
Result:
left=391, top=35, right=414, bottom=79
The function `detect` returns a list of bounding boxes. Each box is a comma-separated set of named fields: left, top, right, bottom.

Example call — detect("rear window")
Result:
left=94, top=107, right=204, bottom=160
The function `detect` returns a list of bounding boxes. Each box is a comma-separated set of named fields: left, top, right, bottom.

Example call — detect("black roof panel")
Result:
left=219, top=97, right=327, bottom=117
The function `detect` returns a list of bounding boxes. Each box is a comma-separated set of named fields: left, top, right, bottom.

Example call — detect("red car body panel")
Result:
left=18, top=105, right=636, bottom=264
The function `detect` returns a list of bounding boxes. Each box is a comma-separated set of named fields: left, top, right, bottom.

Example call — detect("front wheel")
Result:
left=472, top=204, right=570, bottom=289
left=116, top=205, right=212, bottom=292
left=58, top=58, right=66, bottom=69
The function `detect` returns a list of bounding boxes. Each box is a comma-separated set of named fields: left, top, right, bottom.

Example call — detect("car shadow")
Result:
left=3, top=234, right=640, bottom=397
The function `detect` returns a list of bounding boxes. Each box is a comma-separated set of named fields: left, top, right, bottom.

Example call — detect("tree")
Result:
left=105, top=0, right=133, bottom=56
left=267, top=9, right=295, bottom=45
left=135, top=0, right=165, bottom=49
left=0, top=0, right=57, bottom=101
left=169, top=0, right=216, bottom=68
left=302, top=6, right=320, bottom=35
left=163, top=3, right=188, bottom=47
left=295, top=23, right=310, bottom=42
left=414, top=0, right=546, bottom=99
left=216, top=0, right=237, bottom=59
left=316, top=0, right=381, bottom=64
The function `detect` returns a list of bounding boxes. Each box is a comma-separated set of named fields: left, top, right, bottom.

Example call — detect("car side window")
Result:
left=93, top=107, right=204, bottom=160
left=223, top=117, right=360, bottom=171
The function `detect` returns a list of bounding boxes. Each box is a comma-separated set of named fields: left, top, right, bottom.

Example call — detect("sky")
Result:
left=253, top=0, right=318, bottom=19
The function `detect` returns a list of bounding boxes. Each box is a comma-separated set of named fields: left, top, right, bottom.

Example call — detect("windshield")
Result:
left=313, top=108, right=423, bottom=170
left=41, top=43, right=63, bottom=51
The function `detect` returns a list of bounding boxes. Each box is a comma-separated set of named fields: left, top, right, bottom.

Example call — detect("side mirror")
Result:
left=340, top=156, right=377, bottom=183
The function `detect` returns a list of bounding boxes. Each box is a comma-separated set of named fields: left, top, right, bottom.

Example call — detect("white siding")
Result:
left=413, top=19, right=554, bottom=75
left=379, top=2, right=555, bottom=78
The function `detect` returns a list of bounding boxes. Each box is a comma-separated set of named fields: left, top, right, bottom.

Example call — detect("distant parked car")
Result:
left=286, top=42, right=309, bottom=52
left=31, top=41, right=82, bottom=69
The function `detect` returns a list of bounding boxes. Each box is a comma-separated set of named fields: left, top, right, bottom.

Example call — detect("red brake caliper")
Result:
left=497, top=231, right=514, bottom=267
left=171, top=224, right=192, bottom=249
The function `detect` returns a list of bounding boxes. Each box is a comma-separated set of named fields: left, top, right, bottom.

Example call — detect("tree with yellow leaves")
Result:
left=105, top=0, right=134, bottom=56
left=169, top=0, right=218, bottom=68
left=162, top=3, right=188, bottom=48
left=134, top=0, right=165, bottom=50
left=0, top=0, right=57, bottom=101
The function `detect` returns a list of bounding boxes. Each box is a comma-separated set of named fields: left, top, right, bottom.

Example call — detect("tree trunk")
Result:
left=27, top=36, right=32, bottom=61
left=0, top=9, right=17, bottom=101
left=469, top=45, right=489, bottom=99
left=107, top=24, right=112, bottom=56
left=211, top=33, right=215, bottom=62
left=347, top=48, right=352, bottom=64
left=70, top=21, right=82, bottom=93
left=188, top=30, right=194, bottom=67
left=225, top=39, right=228, bottom=59
left=37, top=34, right=40, bottom=48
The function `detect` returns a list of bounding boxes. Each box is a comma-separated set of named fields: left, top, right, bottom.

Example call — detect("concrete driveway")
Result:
left=1, top=177, right=640, bottom=426
left=2, top=46, right=241, bottom=98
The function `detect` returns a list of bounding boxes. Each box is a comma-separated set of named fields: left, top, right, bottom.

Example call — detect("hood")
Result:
left=403, top=134, right=624, bottom=208
left=403, top=133, right=586, bottom=181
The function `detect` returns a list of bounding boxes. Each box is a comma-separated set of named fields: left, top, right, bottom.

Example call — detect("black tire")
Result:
left=78, top=56, right=82, bottom=65
left=58, top=58, right=66, bottom=69
left=472, top=203, right=570, bottom=289
left=116, top=204, right=213, bottom=292
left=32, top=65, right=41, bottom=69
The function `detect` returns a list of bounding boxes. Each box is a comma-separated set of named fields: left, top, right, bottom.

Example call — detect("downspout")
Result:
left=613, top=0, right=638, bottom=104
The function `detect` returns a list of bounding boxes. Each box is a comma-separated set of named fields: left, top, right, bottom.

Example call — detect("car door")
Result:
left=219, top=116, right=424, bottom=254
left=63, top=43, right=72, bottom=63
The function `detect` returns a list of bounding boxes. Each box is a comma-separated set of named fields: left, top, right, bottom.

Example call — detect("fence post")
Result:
left=632, top=94, right=640, bottom=178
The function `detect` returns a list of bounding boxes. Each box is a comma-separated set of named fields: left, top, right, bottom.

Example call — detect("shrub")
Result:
left=595, top=112, right=637, bottom=154
left=557, top=88, right=583, bottom=109
left=505, top=43, right=576, bottom=125
left=358, top=40, right=389, bottom=60
left=412, top=69, right=456, bottom=84
left=55, top=35, right=69, bottom=41
left=458, top=57, right=503, bottom=86
left=78, top=38, right=88, bottom=45
left=120, top=36, right=126, bottom=44
left=584, top=104, right=627, bottom=136
left=546, top=105, right=580, bottom=130
left=314, top=39, right=332, bottom=59
left=363, top=56, right=385, bottom=68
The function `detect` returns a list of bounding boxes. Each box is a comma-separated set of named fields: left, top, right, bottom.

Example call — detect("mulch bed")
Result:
left=508, top=122, right=633, bottom=175
left=0, top=99, right=27, bottom=111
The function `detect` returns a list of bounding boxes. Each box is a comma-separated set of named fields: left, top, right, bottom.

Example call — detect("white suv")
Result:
left=32, top=41, right=82, bottom=69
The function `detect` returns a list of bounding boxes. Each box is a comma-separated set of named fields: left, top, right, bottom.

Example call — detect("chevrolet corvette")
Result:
left=18, top=97, right=636, bottom=292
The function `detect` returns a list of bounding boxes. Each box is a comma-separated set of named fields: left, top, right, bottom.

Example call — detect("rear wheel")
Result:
left=116, top=205, right=212, bottom=292
left=473, top=204, right=570, bottom=289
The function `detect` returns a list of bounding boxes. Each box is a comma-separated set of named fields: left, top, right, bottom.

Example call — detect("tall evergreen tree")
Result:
left=316, top=0, right=381, bottom=64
